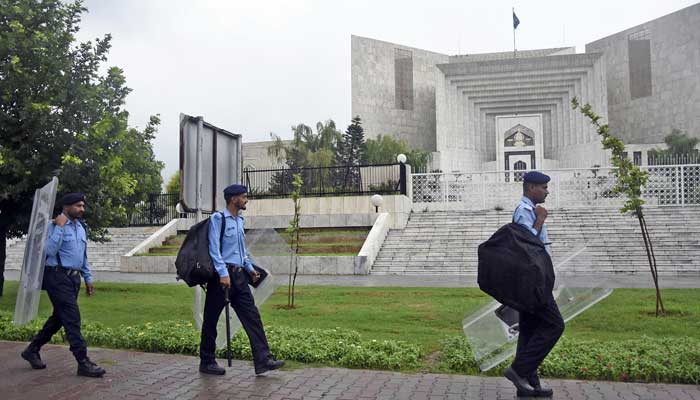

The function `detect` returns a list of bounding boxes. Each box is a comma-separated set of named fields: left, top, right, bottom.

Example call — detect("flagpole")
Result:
left=513, top=7, right=516, bottom=58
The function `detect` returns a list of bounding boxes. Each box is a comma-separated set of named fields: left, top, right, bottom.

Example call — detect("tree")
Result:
left=336, top=116, right=366, bottom=190
left=337, top=116, right=366, bottom=166
left=59, top=112, right=164, bottom=228
left=647, top=129, right=699, bottom=164
left=0, top=0, right=163, bottom=295
left=285, top=173, right=302, bottom=309
left=572, top=97, right=664, bottom=316
left=364, top=134, right=432, bottom=172
left=267, top=120, right=342, bottom=194
left=165, top=171, right=181, bottom=195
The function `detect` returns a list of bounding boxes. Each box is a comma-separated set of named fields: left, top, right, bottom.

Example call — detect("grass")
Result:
left=0, top=281, right=195, bottom=328
left=1, top=282, right=698, bottom=352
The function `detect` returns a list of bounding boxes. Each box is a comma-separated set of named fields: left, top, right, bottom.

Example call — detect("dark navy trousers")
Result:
left=199, top=267, right=271, bottom=367
left=31, top=267, right=88, bottom=361
left=511, top=297, right=565, bottom=378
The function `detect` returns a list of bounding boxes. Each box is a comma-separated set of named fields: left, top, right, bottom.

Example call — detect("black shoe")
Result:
left=199, top=362, right=226, bottom=375
left=21, top=345, right=46, bottom=369
left=255, top=359, right=285, bottom=375
left=77, top=358, right=106, bottom=378
left=505, top=366, right=536, bottom=396
left=527, top=373, right=554, bottom=397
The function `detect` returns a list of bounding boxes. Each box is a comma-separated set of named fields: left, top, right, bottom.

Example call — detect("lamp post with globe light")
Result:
left=397, top=154, right=407, bottom=195
left=371, top=194, right=384, bottom=213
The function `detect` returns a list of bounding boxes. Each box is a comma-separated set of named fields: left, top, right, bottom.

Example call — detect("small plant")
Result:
left=572, top=97, right=664, bottom=316
left=286, top=173, right=303, bottom=308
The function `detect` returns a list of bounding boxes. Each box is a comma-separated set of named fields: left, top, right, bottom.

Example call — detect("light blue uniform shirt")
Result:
left=513, top=196, right=551, bottom=256
left=208, top=209, right=254, bottom=278
left=45, top=215, right=93, bottom=283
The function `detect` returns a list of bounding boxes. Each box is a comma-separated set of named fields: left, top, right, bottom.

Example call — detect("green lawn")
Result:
left=1, top=282, right=698, bottom=351
left=139, top=227, right=371, bottom=256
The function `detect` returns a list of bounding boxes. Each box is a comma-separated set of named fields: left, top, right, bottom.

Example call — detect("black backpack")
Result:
left=477, top=223, right=555, bottom=313
left=175, top=212, right=225, bottom=287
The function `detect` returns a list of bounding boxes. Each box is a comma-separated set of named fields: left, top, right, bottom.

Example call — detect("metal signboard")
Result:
left=179, top=114, right=242, bottom=214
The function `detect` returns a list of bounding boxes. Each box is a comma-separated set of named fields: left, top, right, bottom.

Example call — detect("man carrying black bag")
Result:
left=198, top=184, right=284, bottom=376
left=503, top=171, right=564, bottom=398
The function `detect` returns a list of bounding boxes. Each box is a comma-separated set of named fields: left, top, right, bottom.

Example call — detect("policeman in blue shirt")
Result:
left=504, top=172, right=564, bottom=398
left=199, top=184, right=284, bottom=376
left=21, top=193, right=106, bottom=377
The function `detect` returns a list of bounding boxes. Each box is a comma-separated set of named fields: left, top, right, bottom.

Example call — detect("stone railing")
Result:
left=412, top=164, right=700, bottom=210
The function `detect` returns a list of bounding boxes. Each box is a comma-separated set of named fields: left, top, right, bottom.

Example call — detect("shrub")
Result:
left=439, top=335, right=700, bottom=384
left=0, top=313, right=421, bottom=370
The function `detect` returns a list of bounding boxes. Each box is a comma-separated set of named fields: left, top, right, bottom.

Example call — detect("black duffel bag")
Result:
left=477, top=223, right=554, bottom=313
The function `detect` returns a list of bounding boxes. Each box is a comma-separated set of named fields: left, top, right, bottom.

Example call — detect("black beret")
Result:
left=223, top=184, right=247, bottom=196
left=60, top=192, right=85, bottom=206
left=522, top=171, right=550, bottom=184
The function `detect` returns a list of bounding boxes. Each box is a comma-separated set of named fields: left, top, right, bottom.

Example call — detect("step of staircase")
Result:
left=5, top=226, right=160, bottom=272
left=371, top=207, right=700, bottom=275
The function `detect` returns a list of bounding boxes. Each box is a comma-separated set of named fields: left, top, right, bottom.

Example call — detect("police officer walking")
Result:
left=199, top=184, right=284, bottom=375
left=504, top=171, right=564, bottom=398
left=21, top=193, right=106, bottom=377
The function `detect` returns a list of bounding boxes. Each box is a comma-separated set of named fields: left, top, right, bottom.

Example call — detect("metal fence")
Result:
left=243, top=164, right=407, bottom=198
left=127, top=193, right=180, bottom=226
left=412, top=164, right=700, bottom=210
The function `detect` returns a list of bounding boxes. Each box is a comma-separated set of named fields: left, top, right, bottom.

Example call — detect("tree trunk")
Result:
left=287, top=250, right=293, bottom=307
left=291, top=227, right=300, bottom=307
left=636, top=211, right=665, bottom=316
left=0, top=224, right=7, bottom=296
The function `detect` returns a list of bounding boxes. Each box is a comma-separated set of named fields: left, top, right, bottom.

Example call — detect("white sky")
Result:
left=76, top=0, right=698, bottom=183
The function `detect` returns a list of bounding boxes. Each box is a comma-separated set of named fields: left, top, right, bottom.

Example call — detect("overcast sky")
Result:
left=76, top=0, right=698, bottom=183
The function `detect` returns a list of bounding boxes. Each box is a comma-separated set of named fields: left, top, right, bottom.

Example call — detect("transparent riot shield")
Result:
left=194, top=228, right=290, bottom=348
left=13, top=177, right=59, bottom=326
left=462, top=246, right=613, bottom=371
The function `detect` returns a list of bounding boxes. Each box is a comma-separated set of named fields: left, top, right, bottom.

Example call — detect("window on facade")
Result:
left=394, top=48, right=414, bottom=110
left=633, top=151, right=642, bottom=166
left=514, top=160, right=527, bottom=182
left=628, top=30, right=652, bottom=99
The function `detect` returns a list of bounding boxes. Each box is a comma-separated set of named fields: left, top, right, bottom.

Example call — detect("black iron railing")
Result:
left=128, top=193, right=180, bottom=226
left=243, top=163, right=407, bottom=199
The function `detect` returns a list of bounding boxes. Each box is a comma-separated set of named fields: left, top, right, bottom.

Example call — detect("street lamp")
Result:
left=397, top=153, right=407, bottom=164
left=371, top=194, right=384, bottom=213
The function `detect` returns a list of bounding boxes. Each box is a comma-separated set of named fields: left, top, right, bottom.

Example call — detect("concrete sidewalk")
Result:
left=5, top=270, right=700, bottom=288
left=1, top=341, right=698, bottom=400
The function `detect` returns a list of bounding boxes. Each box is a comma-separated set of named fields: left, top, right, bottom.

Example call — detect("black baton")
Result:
left=223, top=286, right=232, bottom=367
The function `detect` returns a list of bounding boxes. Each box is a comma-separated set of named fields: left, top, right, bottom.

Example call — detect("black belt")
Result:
left=46, top=265, right=81, bottom=277
left=226, top=264, right=244, bottom=272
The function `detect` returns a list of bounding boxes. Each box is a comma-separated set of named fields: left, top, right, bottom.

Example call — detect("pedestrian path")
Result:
left=1, top=341, right=698, bottom=400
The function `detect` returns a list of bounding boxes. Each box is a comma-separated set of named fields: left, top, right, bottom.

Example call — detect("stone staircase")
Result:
left=5, top=227, right=159, bottom=272
left=371, top=207, right=700, bottom=275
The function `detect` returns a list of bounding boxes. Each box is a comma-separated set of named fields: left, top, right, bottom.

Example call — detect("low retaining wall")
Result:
left=244, top=194, right=411, bottom=229
left=120, top=255, right=361, bottom=275
left=355, top=213, right=391, bottom=274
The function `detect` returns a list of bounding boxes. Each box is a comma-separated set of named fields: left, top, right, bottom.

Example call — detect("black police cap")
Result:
left=223, top=184, right=247, bottom=196
left=522, top=171, right=551, bottom=184
left=60, top=192, right=85, bottom=206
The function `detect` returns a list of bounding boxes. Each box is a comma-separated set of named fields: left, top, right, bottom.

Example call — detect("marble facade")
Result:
left=350, top=4, right=700, bottom=173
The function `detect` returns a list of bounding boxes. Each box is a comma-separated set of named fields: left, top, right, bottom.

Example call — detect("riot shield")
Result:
left=13, top=177, right=59, bottom=326
left=462, top=246, right=613, bottom=371
left=194, top=228, right=290, bottom=348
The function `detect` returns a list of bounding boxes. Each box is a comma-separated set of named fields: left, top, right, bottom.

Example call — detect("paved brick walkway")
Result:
left=1, top=341, right=699, bottom=400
